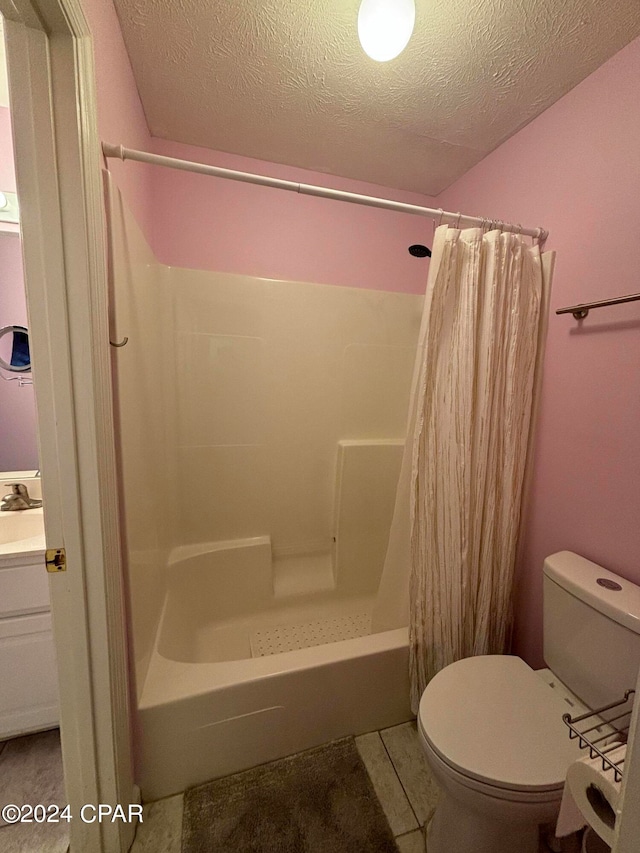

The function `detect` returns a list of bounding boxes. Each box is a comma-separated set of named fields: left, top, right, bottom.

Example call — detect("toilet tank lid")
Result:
left=544, top=551, right=640, bottom=636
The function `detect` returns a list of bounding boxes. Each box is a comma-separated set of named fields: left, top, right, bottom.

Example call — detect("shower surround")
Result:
left=108, top=181, right=422, bottom=798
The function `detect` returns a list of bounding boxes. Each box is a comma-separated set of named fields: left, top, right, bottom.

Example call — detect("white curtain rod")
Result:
left=102, top=143, right=548, bottom=243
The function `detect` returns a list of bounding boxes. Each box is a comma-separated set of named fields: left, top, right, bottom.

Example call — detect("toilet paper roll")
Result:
left=560, top=745, right=625, bottom=848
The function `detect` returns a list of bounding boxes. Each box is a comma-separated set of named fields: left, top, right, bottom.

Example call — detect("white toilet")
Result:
left=417, top=551, right=640, bottom=853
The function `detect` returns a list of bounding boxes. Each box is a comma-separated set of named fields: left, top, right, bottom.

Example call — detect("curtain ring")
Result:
left=535, top=227, right=547, bottom=248
left=455, top=212, right=462, bottom=228
left=437, top=208, right=444, bottom=227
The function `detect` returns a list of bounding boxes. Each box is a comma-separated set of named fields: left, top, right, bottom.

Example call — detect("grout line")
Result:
left=395, top=828, right=422, bottom=840
left=378, top=726, right=423, bottom=830
left=144, top=792, right=186, bottom=806
left=0, top=737, right=11, bottom=760
left=395, top=825, right=428, bottom=853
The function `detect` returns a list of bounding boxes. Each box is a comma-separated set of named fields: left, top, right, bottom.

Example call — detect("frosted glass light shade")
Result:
left=358, top=0, right=416, bottom=62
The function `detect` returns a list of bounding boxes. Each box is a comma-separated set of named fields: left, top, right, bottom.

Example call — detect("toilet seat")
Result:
left=418, top=655, right=584, bottom=794
left=419, top=727, right=566, bottom=805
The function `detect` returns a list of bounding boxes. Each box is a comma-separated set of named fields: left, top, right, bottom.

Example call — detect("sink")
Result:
left=0, top=508, right=45, bottom=555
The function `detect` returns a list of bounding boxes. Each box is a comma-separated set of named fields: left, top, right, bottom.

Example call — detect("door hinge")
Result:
left=45, top=548, right=66, bottom=572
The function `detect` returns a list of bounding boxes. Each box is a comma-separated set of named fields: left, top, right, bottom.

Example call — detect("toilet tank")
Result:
left=543, top=551, right=640, bottom=710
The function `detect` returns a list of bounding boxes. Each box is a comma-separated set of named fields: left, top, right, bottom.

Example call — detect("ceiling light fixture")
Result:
left=358, top=0, right=416, bottom=62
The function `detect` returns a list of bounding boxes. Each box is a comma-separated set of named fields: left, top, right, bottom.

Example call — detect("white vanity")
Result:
left=0, top=475, right=58, bottom=739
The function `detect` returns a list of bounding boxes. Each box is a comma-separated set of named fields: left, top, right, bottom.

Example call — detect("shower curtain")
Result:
left=372, top=224, right=553, bottom=712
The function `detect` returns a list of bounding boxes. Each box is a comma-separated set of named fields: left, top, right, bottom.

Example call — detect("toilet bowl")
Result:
left=421, top=747, right=560, bottom=853
left=416, top=552, right=640, bottom=853
left=417, top=655, right=582, bottom=853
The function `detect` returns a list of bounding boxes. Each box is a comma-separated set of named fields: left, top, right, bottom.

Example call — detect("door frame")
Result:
left=0, top=1, right=136, bottom=850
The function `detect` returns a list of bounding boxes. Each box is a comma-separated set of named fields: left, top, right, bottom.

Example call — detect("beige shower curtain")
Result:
left=372, top=225, right=553, bottom=712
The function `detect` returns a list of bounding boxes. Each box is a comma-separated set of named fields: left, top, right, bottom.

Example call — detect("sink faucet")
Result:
left=1, top=483, right=43, bottom=511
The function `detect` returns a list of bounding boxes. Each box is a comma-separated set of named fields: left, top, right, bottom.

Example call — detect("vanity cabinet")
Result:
left=0, top=551, right=59, bottom=739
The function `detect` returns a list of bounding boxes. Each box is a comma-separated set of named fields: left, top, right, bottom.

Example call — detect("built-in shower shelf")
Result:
left=250, top=610, right=371, bottom=657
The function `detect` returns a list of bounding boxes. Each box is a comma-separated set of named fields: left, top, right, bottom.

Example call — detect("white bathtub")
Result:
left=137, top=537, right=411, bottom=800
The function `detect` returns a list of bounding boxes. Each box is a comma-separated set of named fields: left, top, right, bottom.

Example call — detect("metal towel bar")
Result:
left=556, top=292, right=640, bottom=320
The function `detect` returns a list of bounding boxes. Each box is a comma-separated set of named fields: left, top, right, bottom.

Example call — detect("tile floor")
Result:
left=130, top=720, right=436, bottom=853
left=0, top=721, right=584, bottom=853
left=0, top=728, right=69, bottom=853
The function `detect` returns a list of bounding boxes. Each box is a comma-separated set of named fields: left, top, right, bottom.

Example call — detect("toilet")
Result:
left=417, top=551, right=640, bottom=853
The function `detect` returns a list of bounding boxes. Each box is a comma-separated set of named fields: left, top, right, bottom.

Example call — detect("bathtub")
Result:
left=137, top=537, right=411, bottom=800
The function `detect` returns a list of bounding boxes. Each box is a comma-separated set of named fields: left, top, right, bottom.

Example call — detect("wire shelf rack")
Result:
left=563, top=689, right=635, bottom=783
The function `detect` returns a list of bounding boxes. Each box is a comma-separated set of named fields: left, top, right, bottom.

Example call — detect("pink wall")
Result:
left=0, top=233, right=38, bottom=471
left=81, top=0, right=155, bottom=245
left=0, top=107, right=16, bottom=194
left=0, top=105, right=37, bottom=471
left=439, top=36, right=640, bottom=667
left=150, top=138, right=436, bottom=293
left=82, top=0, right=436, bottom=293
left=0, top=107, right=18, bottom=235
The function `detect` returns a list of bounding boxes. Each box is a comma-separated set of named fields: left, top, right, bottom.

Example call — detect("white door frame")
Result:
left=1, top=1, right=135, bottom=851
left=613, top=665, right=640, bottom=852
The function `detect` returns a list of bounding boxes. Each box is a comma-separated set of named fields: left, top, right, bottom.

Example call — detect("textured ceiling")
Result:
left=112, top=0, right=640, bottom=195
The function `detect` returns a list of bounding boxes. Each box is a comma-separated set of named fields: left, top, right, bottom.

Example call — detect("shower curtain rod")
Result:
left=102, top=143, right=548, bottom=243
